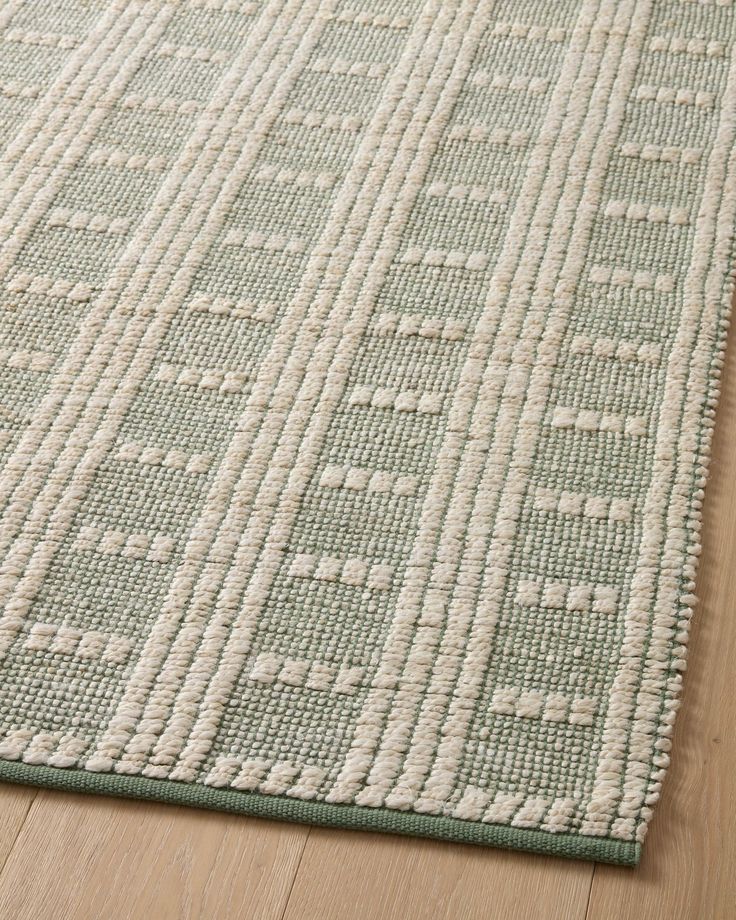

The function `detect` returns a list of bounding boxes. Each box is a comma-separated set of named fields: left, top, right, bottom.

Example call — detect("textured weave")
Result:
left=0, top=0, right=734, bottom=866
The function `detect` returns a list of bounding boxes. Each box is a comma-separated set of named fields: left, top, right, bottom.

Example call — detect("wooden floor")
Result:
left=0, top=330, right=734, bottom=920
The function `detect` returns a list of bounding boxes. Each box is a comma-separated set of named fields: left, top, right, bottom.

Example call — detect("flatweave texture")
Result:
left=0, top=0, right=734, bottom=867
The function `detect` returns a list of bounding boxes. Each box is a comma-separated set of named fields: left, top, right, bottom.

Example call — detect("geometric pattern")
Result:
left=0, top=0, right=734, bottom=865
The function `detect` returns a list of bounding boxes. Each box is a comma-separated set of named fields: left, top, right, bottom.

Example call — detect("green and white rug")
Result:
left=0, top=0, right=734, bottom=867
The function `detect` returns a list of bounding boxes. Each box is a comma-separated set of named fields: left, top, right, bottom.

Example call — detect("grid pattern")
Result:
left=0, top=0, right=734, bottom=865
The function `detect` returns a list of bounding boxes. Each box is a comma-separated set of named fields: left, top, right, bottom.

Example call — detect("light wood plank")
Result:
left=0, top=784, right=36, bottom=871
left=281, top=827, right=593, bottom=920
left=587, top=326, right=736, bottom=918
left=0, top=789, right=308, bottom=920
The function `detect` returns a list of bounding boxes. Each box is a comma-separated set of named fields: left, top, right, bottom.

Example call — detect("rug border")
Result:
left=0, top=760, right=640, bottom=865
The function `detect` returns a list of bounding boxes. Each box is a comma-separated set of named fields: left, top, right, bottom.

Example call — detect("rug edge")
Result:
left=0, top=760, right=639, bottom=866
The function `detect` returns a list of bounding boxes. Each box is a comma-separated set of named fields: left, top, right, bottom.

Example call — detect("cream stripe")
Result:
left=581, top=39, right=736, bottom=840
left=0, top=0, right=319, bottom=626
left=0, top=0, right=135, bottom=176
left=0, top=0, right=298, bottom=546
left=118, top=0, right=478, bottom=775
left=0, top=0, right=292, bottom=532
left=0, top=3, right=168, bottom=264
left=331, top=0, right=653, bottom=808
left=124, top=0, right=494, bottom=781
left=327, top=0, right=611, bottom=806
left=402, top=0, right=656, bottom=816
left=0, top=13, right=179, bottom=525
left=22, top=2, right=346, bottom=773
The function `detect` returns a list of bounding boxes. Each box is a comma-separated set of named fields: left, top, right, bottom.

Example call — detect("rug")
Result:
left=0, top=0, right=734, bottom=867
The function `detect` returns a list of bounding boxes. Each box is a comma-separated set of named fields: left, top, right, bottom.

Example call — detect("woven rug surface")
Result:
left=0, top=0, right=734, bottom=867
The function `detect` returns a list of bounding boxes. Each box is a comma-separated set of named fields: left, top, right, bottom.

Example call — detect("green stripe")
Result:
left=0, top=760, right=639, bottom=866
